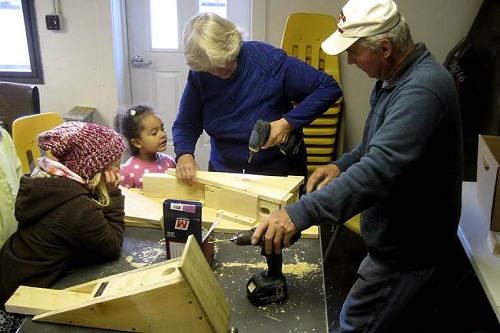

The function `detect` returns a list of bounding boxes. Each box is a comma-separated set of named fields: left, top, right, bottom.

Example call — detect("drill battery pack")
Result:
left=246, top=271, right=288, bottom=306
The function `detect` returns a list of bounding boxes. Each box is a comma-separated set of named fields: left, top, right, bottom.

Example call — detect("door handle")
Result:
left=131, top=55, right=152, bottom=68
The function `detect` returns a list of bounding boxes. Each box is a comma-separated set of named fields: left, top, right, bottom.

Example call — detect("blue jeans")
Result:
left=339, top=254, right=438, bottom=333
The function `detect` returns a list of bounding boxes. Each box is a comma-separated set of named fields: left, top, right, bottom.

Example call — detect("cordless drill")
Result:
left=230, top=227, right=301, bottom=306
left=247, top=119, right=302, bottom=163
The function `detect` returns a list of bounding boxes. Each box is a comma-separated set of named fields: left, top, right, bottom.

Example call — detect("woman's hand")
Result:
left=262, top=118, right=294, bottom=149
left=175, top=154, right=199, bottom=186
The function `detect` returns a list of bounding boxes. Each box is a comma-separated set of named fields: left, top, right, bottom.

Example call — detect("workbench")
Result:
left=17, top=226, right=327, bottom=332
left=458, top=181, right=500, bottom=323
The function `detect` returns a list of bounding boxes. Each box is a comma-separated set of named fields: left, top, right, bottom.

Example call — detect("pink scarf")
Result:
left=37, top=156, right=86, bottom=185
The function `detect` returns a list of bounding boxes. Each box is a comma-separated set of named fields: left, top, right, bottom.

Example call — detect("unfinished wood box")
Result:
left=6, top=236, right=230, bottom=333
left=143, top=170, right=303, bottom=226
left=122, top=170, right=319, bottom=237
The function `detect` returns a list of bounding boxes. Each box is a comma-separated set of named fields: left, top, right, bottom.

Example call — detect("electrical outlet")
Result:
left=45, top=15, right=61, bottom=30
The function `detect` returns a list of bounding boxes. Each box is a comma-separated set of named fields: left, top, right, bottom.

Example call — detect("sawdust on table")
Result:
left=218, top=260, right=320, bottom=278
left=214, top=241, right=320, bottom=278
left=124, top=239, right=166, bottom=268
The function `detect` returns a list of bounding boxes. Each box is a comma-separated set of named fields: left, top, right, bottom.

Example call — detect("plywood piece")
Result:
left=6, top=236, right=230, bottom=333
left=205, top=185, right=258, bottom=225
left=202, top=207, right=319, bottom=238
left=282, top=192, right=298, bottom=207
left=121, top=186, right=163, bottom=228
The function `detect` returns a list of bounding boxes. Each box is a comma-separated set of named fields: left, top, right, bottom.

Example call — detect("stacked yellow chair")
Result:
left=281, top=13, right=360, bottom=261
left=281, top=13, right=344, bottom=172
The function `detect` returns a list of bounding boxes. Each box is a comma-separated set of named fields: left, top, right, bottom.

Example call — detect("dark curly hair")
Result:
left=114, top=104, right=156, bottom=157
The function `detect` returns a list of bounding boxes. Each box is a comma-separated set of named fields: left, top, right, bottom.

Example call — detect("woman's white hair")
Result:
left=183, top=12, right=244, bottom=71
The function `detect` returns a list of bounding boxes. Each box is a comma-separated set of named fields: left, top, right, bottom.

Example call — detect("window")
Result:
left=150, top=0, right=229, bottom=50
left=0, top=0, right=43, bottom=83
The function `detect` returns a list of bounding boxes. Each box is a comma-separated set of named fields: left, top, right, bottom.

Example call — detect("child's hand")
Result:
left=104, top=169, right=122, bottom=191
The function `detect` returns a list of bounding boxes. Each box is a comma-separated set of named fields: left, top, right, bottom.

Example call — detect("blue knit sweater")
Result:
left=172, top=41, right=342, bottom=177
left=286, top=43, right=464, bottom=270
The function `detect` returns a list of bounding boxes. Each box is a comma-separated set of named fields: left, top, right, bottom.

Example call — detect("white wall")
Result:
left=34, top=0, right=482, bottom=151
left=34, top=0, right=118, bottom=127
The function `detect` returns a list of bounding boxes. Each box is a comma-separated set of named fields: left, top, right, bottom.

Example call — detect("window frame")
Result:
left=0, top=0, right=44, bottom=84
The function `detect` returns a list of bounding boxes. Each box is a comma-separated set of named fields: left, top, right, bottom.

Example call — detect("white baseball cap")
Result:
left=321, top=0, right=401, bottom=55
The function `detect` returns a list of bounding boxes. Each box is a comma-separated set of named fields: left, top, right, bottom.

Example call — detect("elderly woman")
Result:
left=172, top=12, right=343, bottom=186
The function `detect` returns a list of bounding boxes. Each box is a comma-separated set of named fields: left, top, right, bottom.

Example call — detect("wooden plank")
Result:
left=142, top=173, right=205, bottom=200
left=64, top=259, right=180, bottom=293
left=179, top=235, right=231, bottom=333
left=166, top=169, right=304, bottom=204
left=5, top=286, right=91, bottom=316
left=96, top=262, right=182, bottom=298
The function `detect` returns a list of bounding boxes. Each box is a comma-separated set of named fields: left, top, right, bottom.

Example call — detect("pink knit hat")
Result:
left=38, top=121, right=125, bottom=180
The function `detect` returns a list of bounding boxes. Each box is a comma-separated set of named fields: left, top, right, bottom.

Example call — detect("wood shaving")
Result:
left=219, top=261, right=319, bottom=278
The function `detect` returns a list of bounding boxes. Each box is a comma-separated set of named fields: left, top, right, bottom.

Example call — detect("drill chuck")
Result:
left=248, top=120, right=269, bottom=153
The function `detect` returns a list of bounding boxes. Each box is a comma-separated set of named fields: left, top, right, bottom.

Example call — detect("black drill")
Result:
left=230, top=227, right=301, bottom=306
left=247, top=119, right=302, bottom=163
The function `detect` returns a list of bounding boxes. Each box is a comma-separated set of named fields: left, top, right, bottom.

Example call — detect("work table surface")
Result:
left=459, top=181, right=500, bottom=323
left=18, top=227, right=327, bottom=332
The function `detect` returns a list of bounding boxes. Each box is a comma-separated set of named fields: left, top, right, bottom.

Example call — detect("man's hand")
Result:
left=306, top=163, right=341, bottom=193
left=175, top=154, right=199, bottom=186
left=251, top=209, right=298, bottom=255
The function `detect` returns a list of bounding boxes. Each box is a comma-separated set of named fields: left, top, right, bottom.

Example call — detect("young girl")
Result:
left=0, top=122, right=126, bottom=314
left=114, top=104, right=176, bottom=189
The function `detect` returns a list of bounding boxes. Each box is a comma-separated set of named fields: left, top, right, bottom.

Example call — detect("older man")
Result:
left=252, top=0, right=463, bottom=332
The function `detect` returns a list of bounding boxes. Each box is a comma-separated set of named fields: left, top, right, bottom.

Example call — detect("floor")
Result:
left=318, top=223, right=500, bottom=333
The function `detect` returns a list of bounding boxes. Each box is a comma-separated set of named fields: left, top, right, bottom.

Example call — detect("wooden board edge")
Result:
left=179, top=235, right=230, bottom=333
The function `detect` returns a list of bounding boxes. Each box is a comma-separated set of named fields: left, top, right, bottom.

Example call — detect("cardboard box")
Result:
left=476, top=135, right=500, bottom=231
left=163, top=199, right=215, bottom=265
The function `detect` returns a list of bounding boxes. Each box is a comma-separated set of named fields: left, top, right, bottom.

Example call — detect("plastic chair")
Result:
left=12, top=112, right=64, bottom=174
left=281, top=13, right=344, bottom=172
left=0, top=81, right=41, bottom=136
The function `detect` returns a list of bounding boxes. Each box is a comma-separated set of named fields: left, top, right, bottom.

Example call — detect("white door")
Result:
left=125, top=0, right=256, bottom=171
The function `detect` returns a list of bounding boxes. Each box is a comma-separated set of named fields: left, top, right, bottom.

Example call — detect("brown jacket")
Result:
left=0, top=174, right=125, bottom=308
